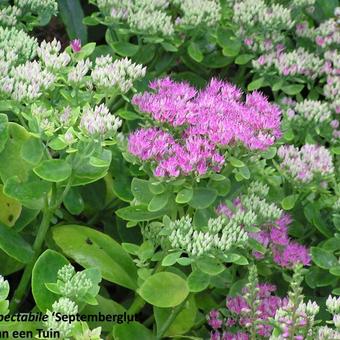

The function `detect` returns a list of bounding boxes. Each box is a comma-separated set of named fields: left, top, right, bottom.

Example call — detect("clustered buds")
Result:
left=286, top=99, right=332, bottom=123
left=96, top=0, right=221, bottom=36
left=56, top=264, right=93, bottom=301
left=80, top=104, right=122, bottom=138
left=0, top=26, right=37, bottom=66
left=230, top=0, right=313, bottom=53
left=37, top=39, right=71, bottom=70
left=217, top=182, right=311, bottom=268
left=0, top=60, right=55, bottom=101
left=14, top=0, right=58, bottom=17
left=68, top=59, right=92, bottom=84
left=91, top=56, right=146, bottom=93
left=167, top=215, right=248, bottom=257
left=253, top=47, right=323, bottom=79
left=0, top=275, right=10, bottom=316
left=173, top=0, right=221, bottom=27
left=45, top=297, right=78, bottom=339
left=0, top=5, right=21, bottom=26
left=278, top=144, right=334, bottom=183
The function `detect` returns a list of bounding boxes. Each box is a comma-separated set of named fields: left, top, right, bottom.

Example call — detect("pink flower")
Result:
left=331, top=120, right=339, bottom=129
left=272, top=242, right=311, bottom=268
left=296, top=23, right=307, bottom=34
left=223, top=332, right=249, bottom=340
left=315, top=36, right=325, bottom=46
left=129, top=78, right=281, bottom=177
left=258, top=55, right=266, bottom=65
left=70, top=39, right=82, bottom=52
left=244, top=38, right=253, bottom=46
left=227, top=296, right=248, bottom=315
left=264, top=39, right=273, bottom=50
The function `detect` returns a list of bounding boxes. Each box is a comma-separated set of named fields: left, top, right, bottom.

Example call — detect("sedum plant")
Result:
left=0, top=0, right=338, bottom=339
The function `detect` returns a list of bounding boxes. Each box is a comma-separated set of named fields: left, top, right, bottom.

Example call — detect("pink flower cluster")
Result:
left=128, top=78, right=281, bottom=177
left=277, top=144, right=334, bottom=183
left=208, top=284, right=286, bottom=339
left=251, top=214, right=311, bottom=268
left=217, top=202, right=311, bottom=268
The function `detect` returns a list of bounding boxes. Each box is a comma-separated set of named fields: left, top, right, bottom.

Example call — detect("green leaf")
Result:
left=311, top=247, right=338, bottom=269
left=148, top=192, right=169, bottom=212
left=116, top=109, right=141, bottom=121
left=0, top=222, right=34, bottom=263
left=197, top=256, right=225, bottom=276
left=283, top=128, right=295, bottom=141
left=176, top=187, right=193, bottom=204
left=281, top=84, right=304, bottom=96
left=138, top=272, right=189, bottom=308
left=63, top=187, right=84, bottom=215
left=331, top=146, right=340, bottom=155
left=48, top=137, right=67, bottom=151
left=131, top=178, right=153, bottom=204
left=0, top=185, right=21, bottom=227
left=235, top=54, right=254, bottom=65
left=113, top=322, right=156, bottom=340
left=162, top=251, right=182, bottom=266
left=122, top=243, right=140, bottom=255
left=34, top=159, right=72, bottom=183
left=238, top=166, right=250, bottom=180
left=281, top=195, right=298, bottom=210
left=229, top=157, right=245, bottom=168
left=187, top=42, right=203, bottom=63
left=72, top=149, right=112, bottom=186
left=261, top=147, right=277, bottom=159
left=20, top=137, right=44, bottom=165
left=110, top=42, right=139, bottom=57
left=332, top=288, right=340, bottom=295
left=330, top=266, right=340, bottom=276
left=148, top=182, right=165, bottom=195
left=3, top=175, right=51, bottom=209
left=222, top=41, right=241, bottom=57
left=0, top=123, right=34, bottom=182
left=161, top=42, right=178, bottom=52
left=0, top=101, right=12, bottom=112
left=247, top=78, right=264, bottom=91
left=189, top=188, right=217, bottom=209
left=14, top=207, right=39, bottom=232
left=52, top=225, right=138, bottom=290
left=32, top=250, right=69, bottom=312
left=305, top=267, right=336, bottom=288
left=0, top=114, right=8, bottom=153
left=187, top=270, right=210, bottom=292
left=304, top=204, right=333, bottom=238
left=202, top=52, right=233, bottom=68
left=272, top=80, right=283, bottom=92
left=76, top=42, right=96, bottom=60
left=84, top=295, right=126, bottom=332
left=193, top=208, right=214, bottom=228
left=116, top=205, right=168, bottom=221
left=57, top=0, right=87, bottom=43
left=217, top=28, right=241, bottom=57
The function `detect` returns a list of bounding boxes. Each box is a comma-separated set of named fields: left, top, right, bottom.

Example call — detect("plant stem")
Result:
left=156, top=300, right=186, bottom=339
left=127, top=295, right=145, bottom=315
left=9, top=204, right=52, bottom=312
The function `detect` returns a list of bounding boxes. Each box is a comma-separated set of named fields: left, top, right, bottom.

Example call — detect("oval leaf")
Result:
left=34, top=159, right=72, bottom=183
left=138, top=272, right=189, bottom=308
left=52, top=225, right=138, bottom=290
left=0, top=222, right=34, bottom=263
left=32, top=250, right=69, bottom=311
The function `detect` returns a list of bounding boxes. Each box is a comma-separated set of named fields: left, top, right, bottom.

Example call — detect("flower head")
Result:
left=71, top=39, right=82, bottom=53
